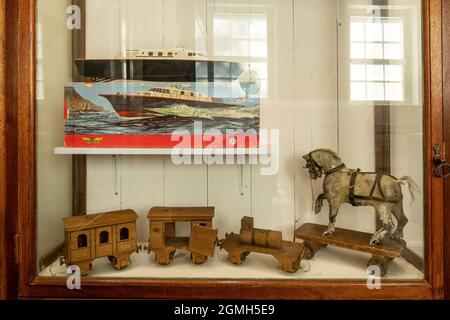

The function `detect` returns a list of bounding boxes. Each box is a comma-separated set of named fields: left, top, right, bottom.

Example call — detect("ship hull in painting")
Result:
left=100, top=94, right=241, bottom=118
left=74, top=59, right=246, bottom=82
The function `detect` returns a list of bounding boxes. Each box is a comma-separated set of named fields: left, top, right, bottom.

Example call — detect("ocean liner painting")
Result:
left=65, top=48, right=260, bottom=148
left=100, top=86, right=246, bottom=118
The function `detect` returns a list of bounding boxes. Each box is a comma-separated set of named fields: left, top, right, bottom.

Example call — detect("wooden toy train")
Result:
left=146, top=207, right=218, bottom=265
left=219, top=217, right=304, bottom=273
left=62, top=207, right=303, bottom=275
left=62, top=206, right=405, bottom=276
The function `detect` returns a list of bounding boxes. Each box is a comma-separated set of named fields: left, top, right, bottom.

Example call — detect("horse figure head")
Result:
left=303, top=149, right=345, bottom=179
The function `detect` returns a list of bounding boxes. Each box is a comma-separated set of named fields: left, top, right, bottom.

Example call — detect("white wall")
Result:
left=37, top=0, right=73, bottom=263
left=81, top=0, right=424, bottom=261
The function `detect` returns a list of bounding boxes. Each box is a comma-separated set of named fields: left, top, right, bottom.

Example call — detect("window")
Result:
left=213, top=14, right=268, bottom=98
left=350, top=17, right=404, bottom=102
left=120, top=228, right=129, bottom=241
left=99, top=231, right=109, bottom=244
left=77, top=234, right=88, bottom=248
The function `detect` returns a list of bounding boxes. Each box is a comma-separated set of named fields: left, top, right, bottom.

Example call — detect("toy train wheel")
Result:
left=155, top=250, right=175, bottom=265
left=367, top=255, right=391, bottom=277
left=228, top=251, right=249, bottom=265
left=108, top=256, right=123, bottom=270
left=191, top=253, right=207, bottom=265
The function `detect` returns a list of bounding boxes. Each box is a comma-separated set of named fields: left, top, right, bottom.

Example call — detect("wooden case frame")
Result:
left=0, top=0, right=447, bottom=299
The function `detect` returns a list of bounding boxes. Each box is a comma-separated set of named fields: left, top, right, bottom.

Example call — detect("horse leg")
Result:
left=314, top=193, right=327, bottom=214
left=323, top=200, right=340, bottom=237
left=370, top=205, right=395, bottom=246
left=390, top=201, right=408, bottom=241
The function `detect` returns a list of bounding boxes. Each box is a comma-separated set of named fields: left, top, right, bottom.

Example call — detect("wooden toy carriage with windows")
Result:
left=63, top=209, right=139, bottom=275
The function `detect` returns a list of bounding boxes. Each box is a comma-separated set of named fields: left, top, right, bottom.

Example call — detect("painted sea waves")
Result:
left=64, top=80, right=260, bottom=148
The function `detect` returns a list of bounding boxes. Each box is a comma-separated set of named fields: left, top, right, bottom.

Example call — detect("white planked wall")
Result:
left=36, top=0, right=425, bottom=261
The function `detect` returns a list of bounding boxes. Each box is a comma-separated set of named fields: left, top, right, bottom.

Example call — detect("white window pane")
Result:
left=365, top=22, right=383, bottom=41
left=231, top=19, right=249, bottom=38
left=214, top=39, right=230, bottom=56
left=367, top=82, right=384, bottom=100
left=351, top=82, right=366, bottom=101
left=351, top=64, right=366, bottom=81
left=366, top=64, right=384, bottom=81
left=384, top=43, right=403, bottom=59
left=250, top=40, right=267, bottom=57
left=249, top=19, right=267, bottom=39
left=214, top=19, right=230, bottom=38
left=384, top=22, right=403, bottom=42
left=351, top=22, right=365, bottom=42
left=366, top=43, right=383, bottom=59
left=385, top=65, right=403, bottom=82
left=385, top=82, right=404, bottom=101
left=230, top=40, right=249, bottom=56
left=351, top=43, right=365, bottom=59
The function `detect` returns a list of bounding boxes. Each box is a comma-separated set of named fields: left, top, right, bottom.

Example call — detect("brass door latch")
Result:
left=433, top=144, right=450, bottom=178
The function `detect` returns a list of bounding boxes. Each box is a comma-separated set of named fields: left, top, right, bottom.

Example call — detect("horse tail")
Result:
left=396, top=176, right=420, bottom=204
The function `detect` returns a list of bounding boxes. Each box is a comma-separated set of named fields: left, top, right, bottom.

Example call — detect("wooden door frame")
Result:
left=0, top=0, right=446, bottom=299
left=442, top=0, right=450, bottom=301
left=0, top=0, right=19, bottom=300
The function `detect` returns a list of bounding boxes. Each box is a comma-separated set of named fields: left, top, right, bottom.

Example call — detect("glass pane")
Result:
left=36, top=0, right=425, bottom=284
left=366, top=43, right=383, bottom=59
left=366, top=64, right=384, bottom=81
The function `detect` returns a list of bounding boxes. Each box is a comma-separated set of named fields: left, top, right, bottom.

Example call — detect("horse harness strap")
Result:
left=325, top=163, right=346, bottom=176
left=349, top=170, right=398, bottom=206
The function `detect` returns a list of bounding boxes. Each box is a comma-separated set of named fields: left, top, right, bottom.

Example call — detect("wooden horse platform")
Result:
left=295, top=223, right=406, bottom=276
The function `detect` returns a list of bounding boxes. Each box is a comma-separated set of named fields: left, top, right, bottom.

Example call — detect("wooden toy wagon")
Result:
left=63, top=209, right=139, bottom=275
left=219, top=217, right=304, bottom=273
left=147, top=207, right=218, bottom=265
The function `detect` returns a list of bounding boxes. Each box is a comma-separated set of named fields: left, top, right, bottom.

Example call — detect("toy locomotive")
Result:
left=219, top=217, right=304, bottom=273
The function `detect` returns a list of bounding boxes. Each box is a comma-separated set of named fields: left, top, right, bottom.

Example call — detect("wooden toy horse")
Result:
left=303, top=149, right=418, bottom=246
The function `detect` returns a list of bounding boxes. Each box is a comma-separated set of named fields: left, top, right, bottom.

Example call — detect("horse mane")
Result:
left=312, top=149, right=342, bottom=161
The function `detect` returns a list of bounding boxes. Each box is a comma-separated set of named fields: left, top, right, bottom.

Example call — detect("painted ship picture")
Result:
left=65, top=48, right=261, bottom=148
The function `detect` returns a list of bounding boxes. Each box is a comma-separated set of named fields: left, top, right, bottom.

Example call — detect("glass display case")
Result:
left=2, top=0, right=447, bottom=299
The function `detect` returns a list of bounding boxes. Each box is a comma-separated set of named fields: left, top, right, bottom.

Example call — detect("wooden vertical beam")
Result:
left=374, top=105, right=391, bottom=174
left=372, top=0, right=391, bottom=175
left=71, top=0, right=87, bottom=216
left=371, top=1, right=392, bottom=235
left=4, top=0, right=19, bottom=300
left=0, top=0, right=8, bottom=300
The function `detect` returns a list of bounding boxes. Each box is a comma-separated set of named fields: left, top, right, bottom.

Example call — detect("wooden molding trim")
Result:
left=0, top=0, right=7, bottom=301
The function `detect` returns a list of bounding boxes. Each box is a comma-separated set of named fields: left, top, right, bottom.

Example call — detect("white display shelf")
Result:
left=54, top=147, right=272, bottom=156
left=40, top=244, right=423, bottom=280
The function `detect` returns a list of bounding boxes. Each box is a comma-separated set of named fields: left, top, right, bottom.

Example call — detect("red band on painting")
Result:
left=64, top=134, right=260, bottom=148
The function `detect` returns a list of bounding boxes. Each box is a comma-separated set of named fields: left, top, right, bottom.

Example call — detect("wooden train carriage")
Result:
left=63, top=209, right=138, bottom=275
left=220, top=217, right=304, bottom=273
left=147, top=207, right=217, bottom=265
